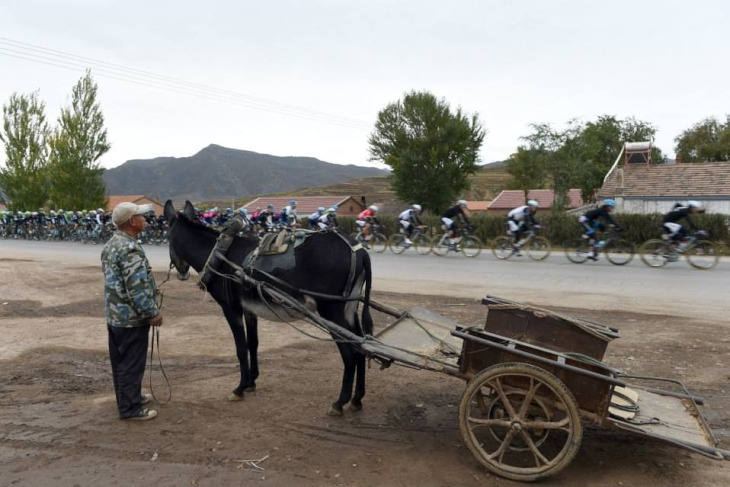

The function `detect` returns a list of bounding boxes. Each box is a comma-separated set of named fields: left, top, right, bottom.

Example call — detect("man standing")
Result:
left=101, top=202, right=163, bottom=421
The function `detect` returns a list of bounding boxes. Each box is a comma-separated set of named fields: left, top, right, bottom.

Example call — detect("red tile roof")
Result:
left=488, top=189, right=583, bottom=210
left=600, top=162, right=730, bottom=197
left=466, top=200, right=491, bottom=211
left=242, top=196, right=365, bottom=216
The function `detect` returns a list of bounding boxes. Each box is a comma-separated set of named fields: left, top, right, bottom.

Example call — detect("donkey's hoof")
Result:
left=349, top=401, right=363, bottom=412
left=228, top=392, right=244, bottom=402
left=244, top=385, right=257, bottom=392
left=328, top=404, right=344, bottom=416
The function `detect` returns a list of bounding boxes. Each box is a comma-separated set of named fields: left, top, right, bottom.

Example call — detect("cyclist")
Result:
left=579, top=199, right=620, bottom=261
left=308, top=206, right=325, bottom=229
left=398, top=204, right=424, bottom=245
left=662, top=201, right=704, bottom=249
left=280, top=200, right=298, bottom=227
left=318, top=205, right=339, bottom=230
left=356, top=205, right=379, bottom=246
left=507, top=200, right=540, bottom=256
left=441, top=200, right=471, bottom=246
left=255, top=204, right=277, bottom=233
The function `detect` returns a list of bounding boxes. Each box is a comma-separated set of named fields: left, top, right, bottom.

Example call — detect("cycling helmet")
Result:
left=602, top=199, right=616, bottom=208
left=412, top=204, right=422, bottom=211
left=369, top=205, right=379, bottom=212
left=317, top=206, right=325, bottom=212
left=687, top=200, right=701, bottom=208
left=290, top=200, right=297, bottom=206
left=267, top=204, right=274, bottom=209
left=457, top=199, right=468, bottom=207
left=49, top=210, right=56, bottom=216
left=97, top=208, right=103, bottom=213
left=527, top=199, right=539, bottom=208
left=332, top=204, right=339, bottom=211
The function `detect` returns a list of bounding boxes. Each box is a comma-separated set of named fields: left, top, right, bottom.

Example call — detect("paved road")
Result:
left=2, top=239, right=727, bottom=322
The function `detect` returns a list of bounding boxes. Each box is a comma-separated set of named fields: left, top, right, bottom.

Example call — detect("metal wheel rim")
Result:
left=605, top=239, right=634, bottom=266
left=389, top=234, right=407, bottom=254
left=527, top=237, right=551, bottom=261
left=461, top=237, right=482, bottom=257
left=414, top=234, right=432, bottom=255
left=564, top=239, right=589, bottom=264
left=491, top=236, right=513, bottom=260
left=639, top=240, right=670, bottom=268
left=686, top=240, right=719, bottom=270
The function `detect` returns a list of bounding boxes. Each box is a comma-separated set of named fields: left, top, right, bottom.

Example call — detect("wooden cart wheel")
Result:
left=458, top=362, right=583, bottom=482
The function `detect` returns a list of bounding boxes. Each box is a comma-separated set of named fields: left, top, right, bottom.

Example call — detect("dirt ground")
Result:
left=0, top=256, right=729, bottom=487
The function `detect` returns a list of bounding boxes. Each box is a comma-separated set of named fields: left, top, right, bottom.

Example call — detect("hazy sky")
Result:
left=1, top=0, right=728, bottom=169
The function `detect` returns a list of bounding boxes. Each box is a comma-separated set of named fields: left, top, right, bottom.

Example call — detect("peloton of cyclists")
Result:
left=441, top=200, right=471, bottom=246
left=507, top=199, right=540, bottom=256
left=398, top=204, right=424, bottom=245
left=579, top=198, right=620, bottom=261
left=662, top=200, right=705, bottom=250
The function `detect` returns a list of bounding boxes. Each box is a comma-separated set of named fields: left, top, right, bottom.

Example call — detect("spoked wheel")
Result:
left=413, top=233, right=432, bottom=255
left=604, top=239, right=634, bottom=266
left=431, top=236, right=450, bottom=256
left=686, top=240, right=719, bottom=270
left=370, top=232, right=388, bottom=253
left=461, top=236, right=482, bottom=258
left=527, top=237, right=551, bottom=261
left=491, top=236, right=514, bottom=260
left=639, top=239, right=672, bottom=268
left=389, top=234, right=408, bottom=255
left=459, top=363, right=583, bottom=482
left=564, top=238, right=590, bottom=264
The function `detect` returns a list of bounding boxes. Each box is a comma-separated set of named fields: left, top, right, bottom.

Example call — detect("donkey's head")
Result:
left=163, top=199, right=195, bottom=281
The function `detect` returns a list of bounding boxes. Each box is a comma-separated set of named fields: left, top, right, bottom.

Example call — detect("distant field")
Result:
left=200, top=165, right=512, bottom=209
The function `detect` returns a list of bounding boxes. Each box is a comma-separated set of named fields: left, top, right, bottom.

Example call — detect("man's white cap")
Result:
left=112, top=202, right=154, bottom=227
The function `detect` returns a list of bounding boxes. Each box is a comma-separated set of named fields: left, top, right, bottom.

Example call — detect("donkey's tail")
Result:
left=361, top=251, right=374, bottom=336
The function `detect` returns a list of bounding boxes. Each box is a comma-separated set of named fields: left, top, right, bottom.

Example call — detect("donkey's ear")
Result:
left=164, top=200, right=176, bottom=222
left=183, top=200, right=196, bottom=220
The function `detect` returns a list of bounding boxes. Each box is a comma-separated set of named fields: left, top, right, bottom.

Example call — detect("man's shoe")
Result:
left=512, top=247, right=522, bottom=257
left=124, top=408, right=157, bottom=421
left=587, top=253, right=598, bottom=261
left=404, top=238, right=413, bottom=245
left=141, top=393, right=152, bottom=405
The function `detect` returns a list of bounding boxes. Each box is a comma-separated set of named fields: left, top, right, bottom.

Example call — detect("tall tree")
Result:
left=48, top=70, right=110, bottom=210
left=674, top=116, right=730, bottom=163
left=0, top=91, right=50, bottom=210
left=368, top=90, right=485, bottom=213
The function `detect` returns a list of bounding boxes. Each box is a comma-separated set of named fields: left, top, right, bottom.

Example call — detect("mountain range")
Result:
left=102, top=144, right=388, bottom=202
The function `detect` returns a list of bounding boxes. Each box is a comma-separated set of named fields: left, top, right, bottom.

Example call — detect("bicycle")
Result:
left=639, top=230, right=719, bottom=270
left=352, top=222, right=387, bottom=253
left=491, top=226, right=551, bottom=261
left=431, top=224, right=482, bottom=258
left=564, top=225, right=634, bottom=265
left=389, top=225, right=432, bottom=255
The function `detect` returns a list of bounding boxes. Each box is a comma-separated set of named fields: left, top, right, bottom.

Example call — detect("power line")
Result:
left=0, top=37, right=373, bottom=131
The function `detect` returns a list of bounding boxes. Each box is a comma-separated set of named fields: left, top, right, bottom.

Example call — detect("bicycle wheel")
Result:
left=604, top=238, right=634, bottom=266
left=564, top=238, right=589, bottom=264
left=686, top=240, right=719, bottom=270
left=527, top=236, right=551, bottom=261
left=461, top=236, right=482, bottom=257
left=491, top=236, right=513, bottom=260
left=413, top=233, right=432, bottom=255
left=431, top=235, right=450, bottom=256
left=389, top=234, right=407, bottom=254
left=638, top=239, right=671, bottom=268
left=370, top=233, right=387, bottom=253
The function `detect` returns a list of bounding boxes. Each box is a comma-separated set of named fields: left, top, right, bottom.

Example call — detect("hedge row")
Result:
left=337, top=213, right=730, bottom=248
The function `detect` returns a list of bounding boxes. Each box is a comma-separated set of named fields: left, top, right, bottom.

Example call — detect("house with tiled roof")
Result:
left=599, top=161, right=730, bottom=214
left=242, top=196, right=365, bottom=217
left=488, top=189, right=584, bottom=214
left=106, top=195, right=164, bottom=215
left=465, top=200, right=491, bottom=213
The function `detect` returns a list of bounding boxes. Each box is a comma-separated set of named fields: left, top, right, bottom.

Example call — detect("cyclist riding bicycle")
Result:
left=308, top=207, right=326, bottom=229
left=398, top=204, right=424, bottom=245
left=507, top=200, right=540, bottom=256
left=579, top=199, right=620, bottom=261
left=441, top=200, right=471, bottom=245
left=280, top=200, right=298, bottom=227
left=356, top=205, right=379, bottom=245
left=318, top=205, right=339, bottom=230
left=662, top=200, right=704, bottom=249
